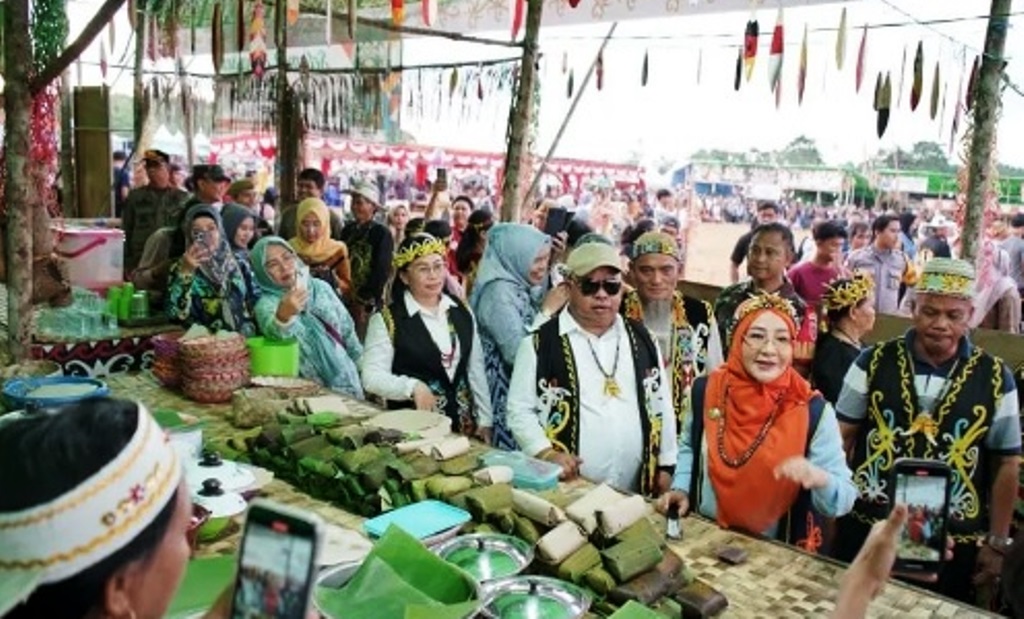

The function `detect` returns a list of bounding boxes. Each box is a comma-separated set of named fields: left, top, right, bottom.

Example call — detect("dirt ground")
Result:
left=682, top=221, right=810, bottom=287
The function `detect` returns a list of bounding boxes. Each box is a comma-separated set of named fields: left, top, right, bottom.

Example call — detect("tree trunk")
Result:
left=961, top=0, right=1012, bottom=261
left=133, top=6, right=149, bottom=155
left=499, top=0, right=543, bottom=223
left=275, top=0, right=298, bottom=205
left=5, top=0, right=34, bottom=359
left=30, top=0, right=127, bottom=95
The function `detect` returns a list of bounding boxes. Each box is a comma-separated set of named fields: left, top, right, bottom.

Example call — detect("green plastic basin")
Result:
left=246, top=337, right=300, bottom=377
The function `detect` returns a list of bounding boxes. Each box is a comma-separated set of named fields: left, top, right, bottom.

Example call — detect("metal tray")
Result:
left=433, top=533, right=535, bottom=583
left=479, top=575, right=591, bottom=619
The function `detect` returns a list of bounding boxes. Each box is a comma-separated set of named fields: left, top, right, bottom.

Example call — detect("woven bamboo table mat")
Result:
left=106, top=374, right=996, bottom=618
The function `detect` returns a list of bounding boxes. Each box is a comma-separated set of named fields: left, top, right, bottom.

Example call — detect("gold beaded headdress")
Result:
left=821, top=273, right=874, bottom=313
left=728, top=292, right=798, bottom=343
left=393, top=234, right=446, bottom=269
left=915, top=257, right=975, bottom=299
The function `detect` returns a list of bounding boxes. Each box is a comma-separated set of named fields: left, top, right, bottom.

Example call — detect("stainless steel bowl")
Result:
left=479, top=575, right=591, bottom=619
left=433, top=533, right=535, bottom=583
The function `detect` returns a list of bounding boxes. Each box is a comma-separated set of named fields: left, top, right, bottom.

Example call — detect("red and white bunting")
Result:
left=510, top=0, right=525, bottom=40
left=422, top=0, right=438, bottom=27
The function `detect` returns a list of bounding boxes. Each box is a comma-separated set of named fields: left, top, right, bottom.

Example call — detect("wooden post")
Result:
left=275, top=0, right=297, bottom=206
left=499, top=0, right=542, bottom=223
left=961, top=0, right=1012, bottom=261
left=60, top=71, right=77, bottom=217
left=178, top=61, right=196, bottom=166
left=5, top=0, right=34, bottom=359
left=133, top=4, right=148, bottom=153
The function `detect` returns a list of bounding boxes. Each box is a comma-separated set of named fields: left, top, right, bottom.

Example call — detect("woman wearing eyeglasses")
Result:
left=360, top=234, right=493, bottom=441
left=658, top=293, right=856, bottom=553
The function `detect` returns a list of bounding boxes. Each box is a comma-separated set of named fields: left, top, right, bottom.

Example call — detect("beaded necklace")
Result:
left=711, top=383, right=783, bottom=468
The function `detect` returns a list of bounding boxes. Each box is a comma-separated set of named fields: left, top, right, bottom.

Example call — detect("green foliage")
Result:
left=777, top=135, right=824, bottom=166
left=872, top=141, right=954, bottom=173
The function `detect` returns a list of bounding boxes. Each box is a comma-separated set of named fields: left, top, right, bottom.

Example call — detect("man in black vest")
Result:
left=834, top=257, right=1021, bottom=605
left=505, top=240, right=677, bottom=497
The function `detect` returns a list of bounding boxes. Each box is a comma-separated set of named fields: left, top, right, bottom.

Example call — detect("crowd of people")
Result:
left=0, top=154, right=1020, bottom=618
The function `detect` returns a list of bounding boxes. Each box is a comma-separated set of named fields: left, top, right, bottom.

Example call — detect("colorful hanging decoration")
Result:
left=966, top=55, right=980, bottom=111
left=939, top=82, right=948, bottom=136
left=249, top=0, right=268, bottom=78
left=510, top=0, right=525, bottom=40
left=951, top=59, right=965, bottom=152
left=855, top=24, right=867, bottom=92
left=422, top=0, right=438, bottom=27
left=212, top=1, right=224, bottom=75
left=768, top=8, right=784, bottom=92
left=567, top=69, right=575, bottom=98
left=108, top=19, right=115, bottom=51
left=775, top=74, right=782, bottom=109
left=99, top=39, right=108, bottom=79
left=128, top=0, right=136, bottom=31
left=641, top=50, right=649, bottom=87
left=930, top=62, right=940, bottom=120
left=190, top=0, right=197, bottom=53
left=236, top=0, right=245, bottom=53
left=896, top=45, right=907, bottom=108
left=797, top=24, right=808, bottom=104
left=835, top=7, right=847, bottom=70
left=449, top=67, right=459, bottom=98
left=743, top=17, right=759, bottom=82
left=596, top=50, right=604, bottom=90
left=910, top=41, right=923, bottom=111
left=872, top=73, right=882, bottom=111
left=288, top=0, right=300, bottom=25
left=391, top=0, right=404, bottom=26
left=569, top=0, right=582, bottom=7
left=877, top=72, right=892, bottom=138
left=734, top=46, right=742, bottom=91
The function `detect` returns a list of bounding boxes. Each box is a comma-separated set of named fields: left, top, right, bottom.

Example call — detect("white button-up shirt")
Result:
left=506, top=311, right=677, bottom=492
left=360, top=292, right=493, bottom=427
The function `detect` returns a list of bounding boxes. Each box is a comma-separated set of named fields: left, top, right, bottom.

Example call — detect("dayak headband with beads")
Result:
left=0, top=403, right=182, bottom=615
left=821, top=273, right=874, bottom=314
left=393, top=234, right=447, bottom=270
left=728, top=292, right=799, bottom=344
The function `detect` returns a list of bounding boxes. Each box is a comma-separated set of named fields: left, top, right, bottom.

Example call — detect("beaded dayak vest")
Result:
left=621, top=290, right=713, bottom=429
left=381, top=295, right=477, bottom=436
left=850, top=337, right=1003, bottom=541
left=533, top=315, right=664, bottom=496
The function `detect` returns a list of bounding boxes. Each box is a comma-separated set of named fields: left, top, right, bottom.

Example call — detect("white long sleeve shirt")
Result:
left=506, top=311, right=677, bottom=492
left=360, top=292, right=493, bottom=427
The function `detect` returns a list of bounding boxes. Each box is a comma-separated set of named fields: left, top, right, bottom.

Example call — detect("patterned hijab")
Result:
left=469, top=223, right=550, bottom=310
left=184, top=204, right=238, bottom=289
left=250, top=236, right=310, bottom=296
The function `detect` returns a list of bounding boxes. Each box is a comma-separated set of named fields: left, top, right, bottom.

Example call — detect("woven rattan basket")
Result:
left=179, top=334, right=250, bottom=404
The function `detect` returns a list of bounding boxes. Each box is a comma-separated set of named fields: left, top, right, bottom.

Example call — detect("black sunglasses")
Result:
left=577, top=278, right=622, bottom=296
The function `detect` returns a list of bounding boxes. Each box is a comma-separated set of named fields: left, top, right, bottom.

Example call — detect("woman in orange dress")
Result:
left=659, top=293, right=855, bottom=553
left=290, top=198, right=352, bottom=301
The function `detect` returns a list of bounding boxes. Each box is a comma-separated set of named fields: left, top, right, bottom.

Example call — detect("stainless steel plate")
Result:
left=480, top=575, right=591, bottom=619
left=433, top=533, right=535, bottom=583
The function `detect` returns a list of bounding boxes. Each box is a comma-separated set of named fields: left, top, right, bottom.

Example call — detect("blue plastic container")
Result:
left=480, top=450, right=562, bottom=490
left=2, top=376, right=109, bottom=411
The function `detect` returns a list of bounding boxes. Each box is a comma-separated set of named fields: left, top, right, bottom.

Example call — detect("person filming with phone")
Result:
left=834, top=258, right=1021, bottom=606
left=167, top=205, right=260, bottom=336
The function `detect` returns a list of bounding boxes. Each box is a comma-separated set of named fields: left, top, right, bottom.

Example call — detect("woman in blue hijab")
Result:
left=469, top=223, right=568, bottom=449
left=250, top=237, right=364, bottom=398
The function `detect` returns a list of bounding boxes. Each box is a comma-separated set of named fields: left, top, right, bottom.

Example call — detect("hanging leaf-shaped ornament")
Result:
left=75, top=57, right=83, bottom=86
left=930, top=63, right=940, bottom=120
left=348, top=0, right=357, bottom=40
left=250, top=0, right=268, bottom=78
left=696, top=48, right=703, bottom=85
left=966, top=55, right=980, bottom=111
left=212, top=2, right=224, bottom=75
left=561, top=51, right=568, bottom=74
left=855, top=24, right=867, bottom=92
left=449, top=68, right=459, bottom=98
left=423, top=0, right=437, bottom=27
left=910, top=41, right=923, bottom=111
left=391, top=0, right=404, bottom=26
left=797, top=24, right=808, bottom=105
left=99, top=39, right=108, bottom=79
left=835, top=7, right=846, bottom=70
left=477, top=73, right=484, bottom=100
left=872, top=72, right=882, bottom=111
left=743, top=17, right=759, bottom=81
left=641, top=49, right=649, bottom=87
left=938, top=82, right=948, bottom=136
left=895, top=45, right=907, bottom=108
left=734, top=45, right=742, bottom=92
left=596, top=50, right=604, bottom=90
left=568, top=0, right=581, bottom=7
left=877, top=73, right=892, bottom=138
left=108, top=18, right=115, bottom=51
left=190, top=0, right=197, bottom=53
left=775, top=74, right=782, bottom=108
left=567, top=69, right=574, bottom=99
left=288, top=0, right=300, bottom=25
left=768, top=8, right=784, bottom=92
left=146, top=11, right=157, bottom=60
left=510, top=0, right=525, bottom=40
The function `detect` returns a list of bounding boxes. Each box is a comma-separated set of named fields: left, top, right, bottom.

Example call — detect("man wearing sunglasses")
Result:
left=506, top=240, right=677, bottom=497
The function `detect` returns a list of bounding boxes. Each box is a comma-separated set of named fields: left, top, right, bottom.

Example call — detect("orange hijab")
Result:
left=703, top=299, right=813, bottom=535
left=290, top=198, right=346, bottom=264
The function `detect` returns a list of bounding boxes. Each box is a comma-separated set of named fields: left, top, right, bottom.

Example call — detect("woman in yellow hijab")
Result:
left=290, top=198, right=352, bottom=300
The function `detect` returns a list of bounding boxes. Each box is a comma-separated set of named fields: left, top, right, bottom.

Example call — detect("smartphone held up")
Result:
left=230, top=500, right=324, bottom=619
left=889, top=458, right=953, bottom=575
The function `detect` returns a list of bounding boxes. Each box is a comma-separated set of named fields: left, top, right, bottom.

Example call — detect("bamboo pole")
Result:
left=523, top=22, right=618, bottom=207
left=961, top=0, right=1012, bottom=261
left=499, top=0, right=543, bottom=223
left=5, top=0, right=34, bottom=359
left=60, top=71, right=78, bottom=217
left=132, top=5, right=148, bottom=154
left=275, top=0, right=297, bottom=205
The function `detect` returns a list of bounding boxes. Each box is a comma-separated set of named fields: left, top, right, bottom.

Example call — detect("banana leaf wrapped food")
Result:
left=614, top=517, right=664, bottom=549
left=382, top=478, right=411, bottom=508
left=462, top=483, right=513, bottom=521
left=537, top=521, right=588, bottom=564
left=425, top=475, right=474, bottom=499
left=566, top=484, right=627, bottom=534
left=281, top=423, right=316, bottom=445
left=512, top=489, right=566, bottom=526
left=287, top=435, right=331, bottom=458
left=597, top=495, right=650, bottom=538
left=439, top=453, right=479, bottom=476
left=608, top=550, right=684, bottom=606
left=326, top=425, right=371, bottom=449
left=490, top=510, right=516, bottom=534
left=306, top=411, right=343, bottom=429
left=512, top=513, right=541, bottom=544
left=601, top=537, right=664, bottom=583
left=556, top=543, right=602, bottom=584
left=583, top=566, right=617, bottom=596
left=399, top=452, right=440, bottom=480
left=337, top=444, right=383, bottom=474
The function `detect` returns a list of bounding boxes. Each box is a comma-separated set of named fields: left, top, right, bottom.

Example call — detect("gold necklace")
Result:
left=585, top=333, right=622, bottom=398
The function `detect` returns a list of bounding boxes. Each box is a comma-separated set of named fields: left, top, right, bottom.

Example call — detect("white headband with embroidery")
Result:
left=0, top=403, right=182, bottom=614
